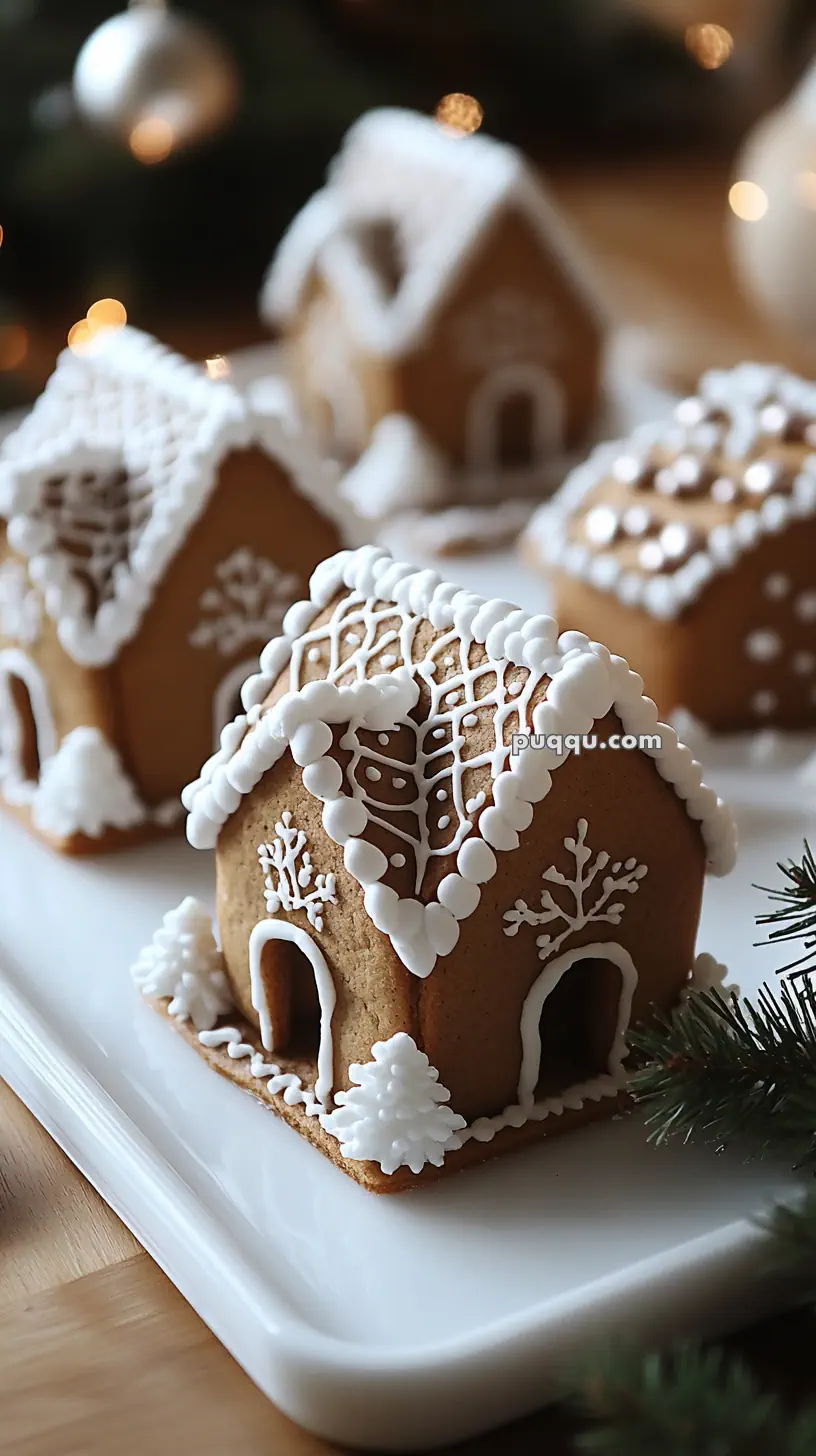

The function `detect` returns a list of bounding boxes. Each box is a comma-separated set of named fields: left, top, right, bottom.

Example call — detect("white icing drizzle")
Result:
left=318, top=1032, right=466, bottom=1175
left=526, top=363, right=816, bottom=622
left=182, top=547, right=735, bottom=981
left=196, top=1026, right=323, bottom=1116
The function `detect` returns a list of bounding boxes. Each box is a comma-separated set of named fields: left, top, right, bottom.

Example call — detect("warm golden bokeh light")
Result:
left=729, top=180, right=769, bottom=223
left=0, top=224, right=4, bottom=249
left=129, top=116, right=175, bottom=164
left=685, top=22, right=734, bottom=69
left=87, top=297, right=127, bottom=329
left=434, top=93, right=483, bottom=137
left=795, top=170, right=816, bottom=211
left=205, top=355, right=230, bottom=380
left=67, top=319, right=93, bottom=355
left=0, top=325, right=28, bottom=372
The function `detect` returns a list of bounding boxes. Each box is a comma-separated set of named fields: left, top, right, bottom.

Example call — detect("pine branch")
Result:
left=764, top=1191, right=816, bottom=1287
left=755, top=841, right=816, bottom=982
left=570, top=1343, right=816, bottom=1456
left=628, top=982, right=816, bottom=1170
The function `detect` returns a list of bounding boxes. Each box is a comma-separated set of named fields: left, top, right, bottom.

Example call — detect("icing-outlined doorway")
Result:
left=467, top=363, right=565, bottom=474
left=0, top=647, right=57, bottom=802
left=518, top=941, right=637, bottom=1107
left=249, top=919, right=337, bottom=1107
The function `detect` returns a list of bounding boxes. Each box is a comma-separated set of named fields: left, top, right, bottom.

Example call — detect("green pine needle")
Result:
left=570, top=1343, right=816, bottom=1456
left=628, top=982, right=816, bottom=1169
left=755, top=842, right=816, bottom=982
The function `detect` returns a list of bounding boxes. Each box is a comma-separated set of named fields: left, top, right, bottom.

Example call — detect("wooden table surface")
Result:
left=3, top=160, right=816, bottom=1455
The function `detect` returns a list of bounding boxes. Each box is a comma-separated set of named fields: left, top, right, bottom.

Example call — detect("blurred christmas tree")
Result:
left=0, top=0, right=778, bottom=404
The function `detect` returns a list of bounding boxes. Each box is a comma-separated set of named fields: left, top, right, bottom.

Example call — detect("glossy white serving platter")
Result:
left=0, top=539, right=811, bottom=1451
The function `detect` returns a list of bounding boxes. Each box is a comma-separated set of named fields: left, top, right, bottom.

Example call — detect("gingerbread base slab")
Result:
left=0, top=705, right=809, bottom=1450
left=0, top=793, right=182, bottom=855
left=157, top=999, right=632, bottom=1194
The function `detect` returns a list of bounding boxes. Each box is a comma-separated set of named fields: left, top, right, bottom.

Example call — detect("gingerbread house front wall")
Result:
left=215, top=708, right=705, bottom=1130
left=111, top=448, right=342, bottom=807
left=554, top=516, right=816, bottom=733
left=0, top=534, right=115, bottom=811
left=397, top=205, right=603, bottom=478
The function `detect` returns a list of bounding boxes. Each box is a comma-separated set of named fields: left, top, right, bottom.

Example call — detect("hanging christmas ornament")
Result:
left=728, top=60, right=816, bottom=347
left=73, top=0, right=238, bottom=160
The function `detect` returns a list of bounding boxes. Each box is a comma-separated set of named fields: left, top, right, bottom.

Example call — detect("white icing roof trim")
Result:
left=0, top=327, right=343, bottom=667
left=182, top=546, right=737, bottom=979
left=261, top=107, right=607, bottom=359
left=526, top=363, right=816, bottom=622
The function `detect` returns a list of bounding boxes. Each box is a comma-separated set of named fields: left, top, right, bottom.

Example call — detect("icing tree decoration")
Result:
left=131, top=897, right=233, bottom=1032
left=503, top=818, right=648, bottom=960
left=32, top=726, right=146, bottom=839
left=189, top=549, right=301, bottom=657
left=258, top=810, right=337, bottom=931
left=339, top=415, right=447, bottom=521
left=319, top=1031, right=466, bottom=1175
left=451, top=287, right=563, bottom=369
left=0, top=558, right=41, bottom=645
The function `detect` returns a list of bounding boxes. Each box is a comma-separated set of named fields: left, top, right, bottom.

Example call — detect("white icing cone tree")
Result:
left=320, top=1031, right=466, bottom=1175
left=131, top=896, right=233, bottom=1032
left=32, top=726, right=145, bottom=838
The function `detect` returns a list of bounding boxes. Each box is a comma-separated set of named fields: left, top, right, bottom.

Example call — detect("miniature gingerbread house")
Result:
left=0, top=326, right=344, bottom=853
left=260, top=108, right=606, bottom=520
left=133, top=545, right=735, bottom=1192
left=525, top=363, right=816, bottom=734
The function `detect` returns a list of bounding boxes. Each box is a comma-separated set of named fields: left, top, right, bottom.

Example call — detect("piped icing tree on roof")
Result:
left=0, top=325, right=346, bottom=853
left=261, top=107, right=606, bottom=522
left=526, top=363, right=816, bottom=734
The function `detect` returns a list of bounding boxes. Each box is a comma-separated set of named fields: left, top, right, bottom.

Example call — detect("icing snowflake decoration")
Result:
left=0, top=557, right=41, bottom=645
left=319, top=1031, right=466, bottom=1175
left=451, top=287, right=563, bottom=369
left=503, top=819, right=648, bottom=961
left=183, top=546, right=736, bottom=980
left=131, top=896, right=233, bottom=1032
left=258, top=810, right=337, bottom=931
left=189, top=549, right=301, bottom=657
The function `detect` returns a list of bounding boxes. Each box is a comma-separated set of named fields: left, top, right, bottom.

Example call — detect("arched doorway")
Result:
left=0, top=648, right=57, bottom=803
left=517, top=941, right=637, bottom=1108
left=211, top=657, right=258, bottom=750
left=248, top=919, right=337, bottom=1107
left=466, top=364, right=565, bottom=479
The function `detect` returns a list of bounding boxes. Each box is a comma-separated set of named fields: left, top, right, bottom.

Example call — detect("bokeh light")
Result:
left=685, top=23, right=734, bottom=70
left=434, top=93, right=483, bottom=137
left=87, top=297, right=127, bottom=329
left=795, top=171, right=816, bottom=212
left=0, top=224, right=4, bottom=248
left=67, top=319, right=93, bottom=355
left=729, top=180, right=769, bottom=223
left=0, top=324, right=28, bottom=372
left=205, top=355, right=230, bottom=380
left=129, top=116, right=174, bottom=165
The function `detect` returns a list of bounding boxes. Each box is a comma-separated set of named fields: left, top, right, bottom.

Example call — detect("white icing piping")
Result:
left=248, top=918, right=337, bottom=1105
left=0, top=646, right=57, bottom=806
left=526, top=363, right=816, bottom=621
left=197, top=1027, right=323, bottom=1116
left=183, top=546, right=736, bottom=978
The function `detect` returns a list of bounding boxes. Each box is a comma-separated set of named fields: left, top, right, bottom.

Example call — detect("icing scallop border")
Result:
left=182, top=547, right=736, bottom=979
left=525, top=363, right=816, bottom=622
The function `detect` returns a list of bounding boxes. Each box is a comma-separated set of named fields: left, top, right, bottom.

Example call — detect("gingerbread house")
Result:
left=525, top=363, right=816, bottom=734
left=133, top=545, right=735, bottom=1192
left=0, top=326, right=345, bottom=853
left=260, top=108, right=606, bottom=520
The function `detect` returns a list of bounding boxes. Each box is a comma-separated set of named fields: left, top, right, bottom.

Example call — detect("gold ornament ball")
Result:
left=73, top=5, right=238, bottom=155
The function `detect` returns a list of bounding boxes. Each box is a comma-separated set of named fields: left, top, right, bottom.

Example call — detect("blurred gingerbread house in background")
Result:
left=0, top=326, right=344, bottom=853
left=261, top=108, right=606, bottom=523
left=525, top=362, right=816, bottom=734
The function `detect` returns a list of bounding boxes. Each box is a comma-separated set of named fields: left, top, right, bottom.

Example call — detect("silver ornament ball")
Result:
left=73, top=2, right=238, bottom=153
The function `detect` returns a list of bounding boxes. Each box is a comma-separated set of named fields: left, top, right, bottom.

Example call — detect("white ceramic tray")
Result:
left=0, top=541, right=811, bottom=1451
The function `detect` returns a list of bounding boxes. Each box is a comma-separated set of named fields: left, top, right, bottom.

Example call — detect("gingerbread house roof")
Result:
left=182, top=545, right=736, bottom=979
left=0, top=327, right=341, bottom=668
left=526, top=362, right=816, bottom=621
left=260, top=107, right=606, bottom=359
